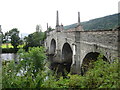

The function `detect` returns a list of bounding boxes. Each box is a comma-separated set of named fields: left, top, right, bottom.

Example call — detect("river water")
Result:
left=1, top=53, right=18, bottom=62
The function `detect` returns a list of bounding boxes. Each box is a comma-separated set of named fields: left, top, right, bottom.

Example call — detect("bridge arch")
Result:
left=81, top=52, right=108, bottom=75
left=62, top=43, right=73, bottom=63
left=50, top=39, right=56, bottom=54
left=61, top=42, right=73, bottom=73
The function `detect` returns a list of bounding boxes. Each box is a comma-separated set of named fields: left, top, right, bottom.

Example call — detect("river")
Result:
left=1, top=53, right=18, bottom=62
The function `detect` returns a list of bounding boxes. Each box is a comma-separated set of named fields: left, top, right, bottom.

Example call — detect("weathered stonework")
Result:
left=45, top=11, right=119, bottom=74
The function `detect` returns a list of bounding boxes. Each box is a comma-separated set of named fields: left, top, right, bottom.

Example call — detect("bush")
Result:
left=2, top=47, right=47, bottom=88
left=42, top=57, right=119, bottom=88
left=2, top=50, right=119, bottom=88
left=84, top=58, right=119, bottom=88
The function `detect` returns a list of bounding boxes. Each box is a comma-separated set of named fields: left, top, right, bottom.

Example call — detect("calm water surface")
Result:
left=1, top=53, right=18, bottom=62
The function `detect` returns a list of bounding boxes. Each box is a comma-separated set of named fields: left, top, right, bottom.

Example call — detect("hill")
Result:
left=64, top=13, right=120, bottom=30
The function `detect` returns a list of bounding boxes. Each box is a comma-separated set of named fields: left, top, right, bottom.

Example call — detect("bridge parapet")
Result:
left=79, top=30, right=118, bottom=49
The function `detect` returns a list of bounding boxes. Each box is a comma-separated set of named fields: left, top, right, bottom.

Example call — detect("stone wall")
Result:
left=76, top=30, right=118, bottom=65
left=80, top=30, right=118, bottom=48
left=45, top=28, right=119, bottom=74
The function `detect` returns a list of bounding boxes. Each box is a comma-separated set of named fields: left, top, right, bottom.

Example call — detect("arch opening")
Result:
left=61, top=43, right=73, bottom=74
left=50, top=39, right=56, bottom=54
left=49, top=43, right=73, bottom=78
left=81, top=52, right=108, bottom=75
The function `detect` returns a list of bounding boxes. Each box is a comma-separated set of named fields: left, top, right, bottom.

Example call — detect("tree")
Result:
left=48, top=26, right=54, bottom=31
left=2, top=47, right=47, bottom=88
left=2, top=31, right=11, bottom=48
left=24, top=31, right=45, bottom=51
left=9, top=28, right=20, bottom=51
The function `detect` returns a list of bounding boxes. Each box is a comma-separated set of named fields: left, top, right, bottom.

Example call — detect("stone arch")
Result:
left=81, top=52, right=108, bottom=75
left=62, top=43, right=73, bottom=63
left=50, top=39, right=56, bottom=54
left=61, top=43, right=73, bottom=73
left=50, top=43, right=73, bottom=78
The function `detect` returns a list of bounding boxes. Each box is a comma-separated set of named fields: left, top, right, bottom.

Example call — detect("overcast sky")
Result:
left=0, top=0, right=119, bottom=34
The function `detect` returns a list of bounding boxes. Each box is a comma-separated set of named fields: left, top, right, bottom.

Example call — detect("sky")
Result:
left=0, top=0, right=119, bottom=34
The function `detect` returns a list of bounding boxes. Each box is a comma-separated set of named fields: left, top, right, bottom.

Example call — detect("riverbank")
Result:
left=2, top=48, right=18, bottom=53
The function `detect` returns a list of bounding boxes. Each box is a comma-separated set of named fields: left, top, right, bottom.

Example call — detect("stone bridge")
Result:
left=45, top=11, right=119, bottom=75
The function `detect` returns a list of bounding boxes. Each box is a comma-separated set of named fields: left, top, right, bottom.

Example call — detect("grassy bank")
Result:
left=2, top=43, right=25, bottom=53
left=2, top=43, right=24, bottom=49
left=2, top=43, right=13, bottom=48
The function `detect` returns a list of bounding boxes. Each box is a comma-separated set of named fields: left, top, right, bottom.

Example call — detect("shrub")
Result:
left=2, top=47, right=47, bottom=88
left=2, top=50, right=119, bottom=88
left=84, top=58, right=119, bottom=88
left=42, top=56, right=119, bottom=88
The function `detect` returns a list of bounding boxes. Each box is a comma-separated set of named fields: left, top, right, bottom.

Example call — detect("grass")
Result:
left=17, top=44, right=25, bottom=48
left=1, top=43, right=25, bottom=48
left=2, top=43, right=13, bottom=48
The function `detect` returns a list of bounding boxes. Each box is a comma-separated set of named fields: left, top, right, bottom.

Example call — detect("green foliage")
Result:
left=11, top=34, right=20, bottom=48
left=64, top=23, right=78, bottom=30
left=2, top=31, right=10, bottom=44
left=2, top=49, right=119, bottom=88
left=17, top=47, right=46, bottom=76
left=2, top=43, right=13, bottom=48
left=9, top=28, right=21, bottom=50
left=2, top=47, right=47, bottom=88
left=2, top=43, right=25, bottom=53
left=2, top=28, right=21, bottom=50
left=24, top=31, right=45, bottom=50
left=42, top=56, right=119, bottom=88
left=48, top=26, right=55, bottom=31
left=64, top=13, right=119, bottom=30
left=84, top=59, right=119, bottom=88
left=2, top=48, right=18, bottom=53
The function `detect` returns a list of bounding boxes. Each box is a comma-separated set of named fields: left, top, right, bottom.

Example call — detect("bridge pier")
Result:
left=71, top=55, right=80, bottom=74
left=54, top=49, right=62, bottom=63
left=48, top=49, right=62, bottom=63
